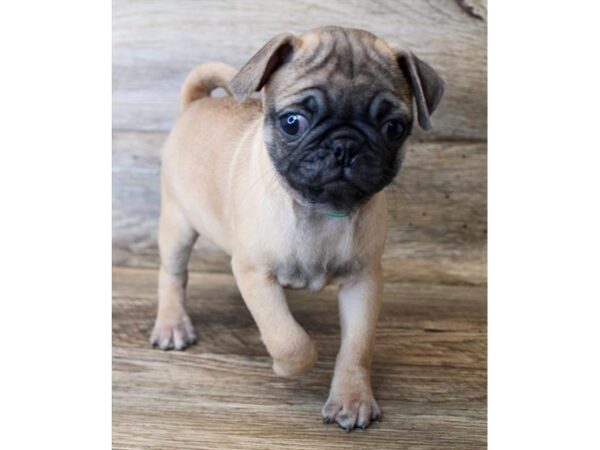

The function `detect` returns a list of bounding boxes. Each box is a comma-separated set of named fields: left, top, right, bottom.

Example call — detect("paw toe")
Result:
left=336, top=411, right=357, bottom=431
left=356, top=404, right=372, bottom=429
left=371, top=402, right=382, bottom=422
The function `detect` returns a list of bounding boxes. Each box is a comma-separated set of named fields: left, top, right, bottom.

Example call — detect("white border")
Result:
left=1, top=1, right=111, bottom=449
left=490, top=1, right=600, bottom=449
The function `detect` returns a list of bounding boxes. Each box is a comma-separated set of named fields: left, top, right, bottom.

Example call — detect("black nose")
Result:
left=332, top=138, right=359, bottom=167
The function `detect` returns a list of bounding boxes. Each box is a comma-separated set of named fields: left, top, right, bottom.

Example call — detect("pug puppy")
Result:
left=151, top=26, right=443, bottom=431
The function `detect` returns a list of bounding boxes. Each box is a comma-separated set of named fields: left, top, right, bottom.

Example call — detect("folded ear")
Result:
left=230, top=33, right=299, bottom=101
left=396, top=50, right=445, bottom=130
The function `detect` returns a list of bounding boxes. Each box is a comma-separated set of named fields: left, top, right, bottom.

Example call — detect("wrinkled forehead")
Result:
left=266, top=28, right=413, bottom=116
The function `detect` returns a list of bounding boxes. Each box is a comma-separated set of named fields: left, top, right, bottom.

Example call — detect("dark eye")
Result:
left=381, top=119, right=406, bottom=141
left=279, top=113, right=309, bottom=137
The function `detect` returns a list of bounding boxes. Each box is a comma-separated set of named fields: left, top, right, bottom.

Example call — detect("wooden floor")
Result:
left=113, top=266, right=486, bottom=449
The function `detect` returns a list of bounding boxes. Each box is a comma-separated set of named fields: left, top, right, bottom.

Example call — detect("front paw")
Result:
left=150, top=313, right=197, bottom=351
left=272, top=338, right=318, bottom=377
left=322, top=391, right=381, bottom=431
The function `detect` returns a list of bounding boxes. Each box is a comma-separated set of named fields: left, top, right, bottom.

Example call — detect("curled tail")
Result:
left=179, top=62, right=237, bottom=111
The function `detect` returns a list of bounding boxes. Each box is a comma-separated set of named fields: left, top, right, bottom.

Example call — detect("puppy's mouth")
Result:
left=284, top=171, right=378, bottom=211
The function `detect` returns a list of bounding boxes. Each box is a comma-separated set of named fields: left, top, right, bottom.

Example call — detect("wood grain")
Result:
left=113, top=266, right=486, bottom=449
left=113, top=131, right=487, bottom=285
left=112, top=0, right=487, bottom=140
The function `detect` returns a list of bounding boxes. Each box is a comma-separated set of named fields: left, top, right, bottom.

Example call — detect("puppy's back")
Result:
left=161, top=95, right=262, bottom=253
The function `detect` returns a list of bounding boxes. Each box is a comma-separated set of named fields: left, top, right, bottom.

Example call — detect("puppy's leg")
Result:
left=322, top=264, right=383, bottom=431
left=150, top=197, right=198, bottom=350
left=232, top=258, right=318, bottom=377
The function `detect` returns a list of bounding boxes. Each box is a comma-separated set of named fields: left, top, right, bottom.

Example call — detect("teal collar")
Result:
left=325, top=210, right=350, bottom=218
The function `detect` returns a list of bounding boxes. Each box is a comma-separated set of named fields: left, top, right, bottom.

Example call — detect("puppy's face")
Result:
left=231, top=27, right=444, bottom=211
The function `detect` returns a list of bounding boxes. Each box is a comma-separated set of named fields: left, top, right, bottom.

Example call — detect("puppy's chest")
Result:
left=270, top=219, right=360, bottom=291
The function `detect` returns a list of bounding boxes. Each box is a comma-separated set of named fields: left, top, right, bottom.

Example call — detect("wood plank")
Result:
left=113, top=266, right=486, bottom=449
left=112, top=0, right=487, bottom=140
left=112, top=131, right=487, bottom=285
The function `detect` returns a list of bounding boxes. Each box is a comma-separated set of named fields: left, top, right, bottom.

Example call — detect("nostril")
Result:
left=333, top=147, right=344, bottom=160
